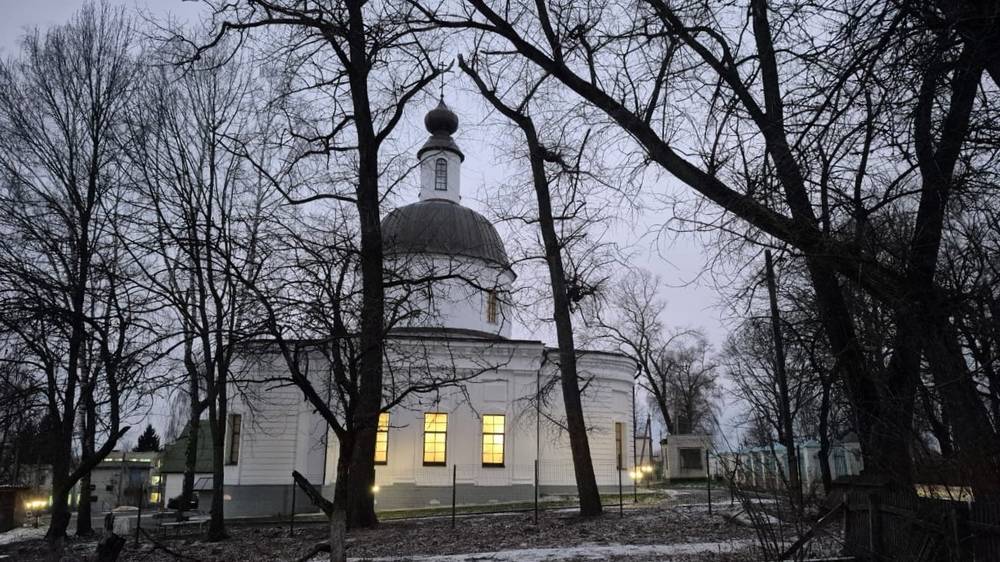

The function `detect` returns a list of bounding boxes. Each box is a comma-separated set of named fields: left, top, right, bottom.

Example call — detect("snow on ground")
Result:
left=0, top=526, right=45, bottom=545
left=329, top=540, right=756, bottom=562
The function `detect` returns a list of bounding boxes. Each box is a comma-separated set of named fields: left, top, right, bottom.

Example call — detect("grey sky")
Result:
left=1, top=1, right=738, bottom=440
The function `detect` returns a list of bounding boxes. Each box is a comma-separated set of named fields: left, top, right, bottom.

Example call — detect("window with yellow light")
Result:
left=423, top=412, right=447, bottom=466
left=374, top=412, right=389, bottom=465
left=481, top=414, right=505, bottom=467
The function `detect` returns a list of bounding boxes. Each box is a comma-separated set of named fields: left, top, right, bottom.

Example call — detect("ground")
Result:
left=0, top=487, right=843, bottom=561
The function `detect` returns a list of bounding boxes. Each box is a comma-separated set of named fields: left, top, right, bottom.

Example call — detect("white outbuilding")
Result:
left=207, top=100, right=637, bottom=516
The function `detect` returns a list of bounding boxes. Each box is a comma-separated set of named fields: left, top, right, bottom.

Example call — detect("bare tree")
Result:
left=178, top=0, right=447, bottom=529
left=584, top=269, right=717, bottom=437
left=0, top=3, right=160, bottom=543
left=120, top=40, right=275, bottom=540
left=459, top=57, right=615, bottom=515
left=419, top=0, right=1000, bottom=502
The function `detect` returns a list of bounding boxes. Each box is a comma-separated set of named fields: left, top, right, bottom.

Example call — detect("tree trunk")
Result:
left=329, top=509, right=346, bottom=562
left=524, top=126, right=602, bottom=516
left=920, top=305, right=1000, bottom=495
left=206, top=387, right=227, bottom=541
left=458, top=60, right=604, bottom=516
left=919, top=382, right=953, bottom=458
left=333, top=434, right=354, bottom=512
left=178, top=340, right=204, bottom=522
left=46, top=421, right=74, bottom=543
left=77, top=386, right=97, bottom=536
left=764, top=250, right=801, bottom=505
left=817, top=376, right=833, bottom=494
left=339, top=0, right=385, bottom=530
left=178, top=412, right=201, bottom=520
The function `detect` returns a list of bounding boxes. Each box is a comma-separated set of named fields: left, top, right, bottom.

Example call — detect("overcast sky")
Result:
left=1, top=1, right=739, bottom=442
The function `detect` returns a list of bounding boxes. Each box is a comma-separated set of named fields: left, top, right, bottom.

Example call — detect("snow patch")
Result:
left=336, top=540, right=756, bottom=561
left=0, top=526, right=45, bottom=545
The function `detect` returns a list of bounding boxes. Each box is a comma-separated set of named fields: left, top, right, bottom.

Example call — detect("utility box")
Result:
left=661, top=435, right=713, bottom=481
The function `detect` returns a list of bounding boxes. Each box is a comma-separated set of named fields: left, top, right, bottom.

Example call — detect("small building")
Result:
left=3, top=465, right=55, bottom=512
left=88, top=451, right=160, bottom=511
left=0, top=486, right=31, bottom=532
left=157, top=424, right=214, bottom=509
left=660, top=435, right=712, bottom=481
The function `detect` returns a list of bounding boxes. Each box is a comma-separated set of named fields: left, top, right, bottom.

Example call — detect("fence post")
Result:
left=633, top=468, right=639, bottom=504
left=533, top=459, right=538, bottom=526
left=867, top=492, right=880, bottom=557
left=289, top=482, right=296, bottom=537
left=706, top=450, right=712, bottom=516
left=135, top=485, right=143, bottom=547
left=618, top=468, right=623, bottom=518
left=451, top=464, right=457, bottom=529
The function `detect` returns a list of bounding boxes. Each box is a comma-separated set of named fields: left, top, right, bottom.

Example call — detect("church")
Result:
left=207, top=101, right=637, bottom=516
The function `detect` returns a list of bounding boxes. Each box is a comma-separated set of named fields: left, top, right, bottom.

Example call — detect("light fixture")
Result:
left=371, top=485, right=380, bottom=494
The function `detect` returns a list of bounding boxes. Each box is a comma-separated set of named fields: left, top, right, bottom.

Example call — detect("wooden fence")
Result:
left=838, top=487, right=1000, bottom=561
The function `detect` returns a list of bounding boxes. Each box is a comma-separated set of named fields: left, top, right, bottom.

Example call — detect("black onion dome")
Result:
left=424, top=98, right=459, bottom=135
left=418, top=99, right=464, bottom=161
left=382, top=199, right=510, bottom=268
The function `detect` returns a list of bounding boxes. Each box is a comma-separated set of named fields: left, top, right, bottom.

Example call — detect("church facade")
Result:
left=214, top=102, right=636, bottom=516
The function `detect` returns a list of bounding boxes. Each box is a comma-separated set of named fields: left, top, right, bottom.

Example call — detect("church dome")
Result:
left=418, top=99, right=464, bottom=162
left=382, top=199, right=510, bottom=268
left=424, top=98, right=459, bottom=135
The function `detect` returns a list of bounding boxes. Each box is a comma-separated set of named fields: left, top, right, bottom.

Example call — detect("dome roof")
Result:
left=382, top=199, right=510, bottom=268
left=424, top=98, right=459, bottom=135
left=418, top=99, right=464, bottom=161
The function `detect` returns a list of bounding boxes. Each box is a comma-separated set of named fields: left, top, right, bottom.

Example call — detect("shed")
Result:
left=0, top=486, right=31, bottom=532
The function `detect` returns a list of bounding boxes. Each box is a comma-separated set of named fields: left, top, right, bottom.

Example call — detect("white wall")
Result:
left=387, top=253, right=515, bottom=338
left=320, top=343, right=635, bottom=490
left=227, top=355, right=328, bottom=487
left=419, top=150, right=463, bottom=203
left=232, top=339, right=636, bottom=495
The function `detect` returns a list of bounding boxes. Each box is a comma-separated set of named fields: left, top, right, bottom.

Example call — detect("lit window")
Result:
left=615, top=422, right=624, bottom=469
left=486, top=290, right=498, bottom=324
left=434, top=158, right=448, bottom=191
left=227, top=414, right=242, bottom=464
left=374, top=412, right=389, bottom=465
left=482, top=415, right=505, bottom=466
left=423, top=413, right=447, bottom=466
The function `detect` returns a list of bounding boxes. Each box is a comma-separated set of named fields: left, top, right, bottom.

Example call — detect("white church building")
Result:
left=209, top=101, right=637, bottom=516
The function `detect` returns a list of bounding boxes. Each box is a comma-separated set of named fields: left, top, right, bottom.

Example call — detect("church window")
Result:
left=434, top=158, right=448, bottom=191
left=486, top=290, right=499, bottom=324
left=614, top=421, right=624, bottom=470
left=227, top=414, right=242, bottom=465
left=481, top=415, right=505, bottom=467
left=374, top=412, right=389, bottom=465
left=423, top=412, right=448, bottom=466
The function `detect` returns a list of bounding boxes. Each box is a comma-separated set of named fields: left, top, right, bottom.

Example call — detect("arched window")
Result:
left=434, top=158, right=448, bottom=191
